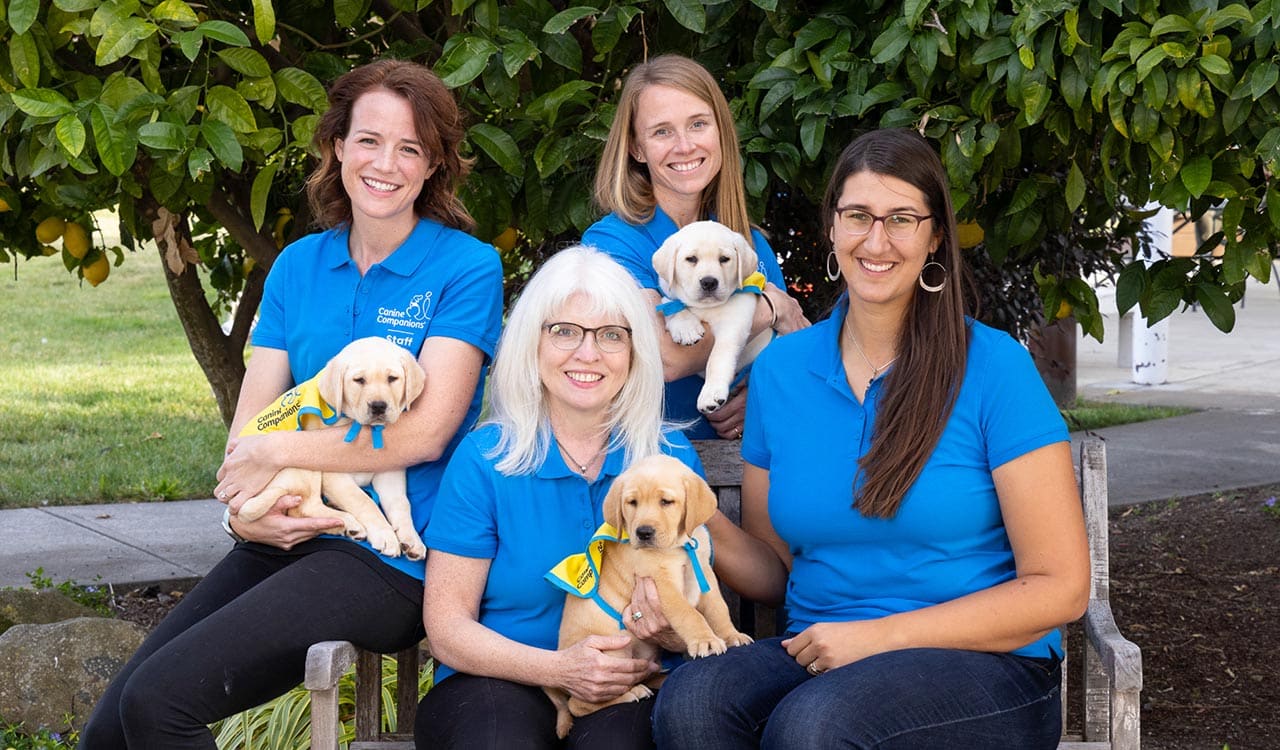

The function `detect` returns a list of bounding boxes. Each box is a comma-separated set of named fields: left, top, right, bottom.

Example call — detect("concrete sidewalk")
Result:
left=3, top=278, right=1277, bottom=590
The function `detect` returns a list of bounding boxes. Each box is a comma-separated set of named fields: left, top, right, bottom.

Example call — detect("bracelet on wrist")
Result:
left=761, top=293, right=778, bottom=329
left=222, top=505, right=247, bottom=544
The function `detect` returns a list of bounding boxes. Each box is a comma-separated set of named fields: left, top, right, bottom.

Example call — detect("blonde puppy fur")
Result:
left=652, top=220, right=772, bottom=414
left=546, top=454, right=752, bottom=737
left=236, top=337, right=428, bottom=560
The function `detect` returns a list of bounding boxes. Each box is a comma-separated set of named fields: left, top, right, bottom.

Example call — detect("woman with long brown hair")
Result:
left=653, top=129, right=1089, bottom=749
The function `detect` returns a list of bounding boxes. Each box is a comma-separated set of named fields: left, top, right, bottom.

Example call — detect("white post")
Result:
left=1130, top=204, right=1172, bottom=385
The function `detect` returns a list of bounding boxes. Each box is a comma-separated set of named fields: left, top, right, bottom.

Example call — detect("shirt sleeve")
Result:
left=425, top=239, right=505, bottom=361
left=251, top=245, right=291, bottom=350
left=977, top=330, right=1071, bottom=470
left=423, top=435, right=500, bottom=559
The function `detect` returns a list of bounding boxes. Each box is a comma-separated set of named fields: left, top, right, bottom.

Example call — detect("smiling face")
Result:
left=334, top=88, right=437, bottom=234
left=630, top=84, right=723, bottom=221
left=830, top=170, right=941, bottom=315
left=538, top=293, right=632, bottom=422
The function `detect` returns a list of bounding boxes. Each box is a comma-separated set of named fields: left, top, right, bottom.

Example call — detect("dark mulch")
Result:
left=108, top=485, right=1280, bottom=748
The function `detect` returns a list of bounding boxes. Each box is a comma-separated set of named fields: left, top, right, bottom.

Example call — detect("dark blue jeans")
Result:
left=652, top=637, right=1061, bottom=749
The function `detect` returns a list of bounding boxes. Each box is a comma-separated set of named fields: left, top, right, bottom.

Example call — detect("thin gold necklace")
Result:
left=553, top=434, right=608, bottom=475
left=844, top=325, right=898, bottom=388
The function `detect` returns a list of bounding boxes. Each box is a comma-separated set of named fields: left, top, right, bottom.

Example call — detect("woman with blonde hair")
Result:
left=583, top=53, right=809, bottom=441
left=418, top=246, right=700, bottom=748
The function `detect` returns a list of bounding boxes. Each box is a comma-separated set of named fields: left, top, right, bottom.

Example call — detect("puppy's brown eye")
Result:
left=388, top=375, right=399, bottom=383
left=626, top=499, right=638, bottom=506
left=684, top=256, right=697, bottom=264
left=353, top=377, right=366, bottom=385
left=660, top=498, right=675, bottom=506
left=719, top=256, right=730, bottom=264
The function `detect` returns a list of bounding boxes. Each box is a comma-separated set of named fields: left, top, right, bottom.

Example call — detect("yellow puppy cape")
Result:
left=545, top=522, right=712, bottom=629
left=239, top=376, right=384, bottom=448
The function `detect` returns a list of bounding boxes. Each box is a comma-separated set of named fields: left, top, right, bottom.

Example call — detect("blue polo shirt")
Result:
left=582, top=209, right=785, bottom=439
left=423, top=425, right=703, bottom=682
left=742, top=299, right=1069, bottom=659
left=252, top=218, right=504, bottom=581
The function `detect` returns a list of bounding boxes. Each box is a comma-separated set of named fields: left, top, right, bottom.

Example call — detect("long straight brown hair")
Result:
left=820, top=129, right=972, bottom=518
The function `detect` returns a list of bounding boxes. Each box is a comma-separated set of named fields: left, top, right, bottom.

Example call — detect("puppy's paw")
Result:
left=366, top=526, right=401, bottom=558
left=697, top=383, right=729, bottom=414
left=400, top=537, right=427, bottom=561
left=342, top=521, right=368, bottom=541
left=665, top=312, right=705, bottom=345
left=624, top=684, right=655, bottom=702
left=725, top=631, right=754, bottom=648
left=686, top=636, right=728, bottom=658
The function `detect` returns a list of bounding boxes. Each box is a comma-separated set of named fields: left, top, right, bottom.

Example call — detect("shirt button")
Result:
left=582, top=520, right=592, bottom=529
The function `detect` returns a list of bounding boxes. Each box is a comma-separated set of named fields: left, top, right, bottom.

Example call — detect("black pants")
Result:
left=415, top=673, right=655, bottom=749
left=79, top=542, right=424, bottom=749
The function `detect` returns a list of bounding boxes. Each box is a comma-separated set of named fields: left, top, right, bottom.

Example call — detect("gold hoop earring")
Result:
left=918, top=259, right=947, bottom=293
left=826, top=251, right=841, bottom=282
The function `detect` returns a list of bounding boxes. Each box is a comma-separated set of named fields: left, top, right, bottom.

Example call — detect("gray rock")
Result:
left=0, top=617, right=146, bottom=732
left=0, top=589, right=101, bottom=635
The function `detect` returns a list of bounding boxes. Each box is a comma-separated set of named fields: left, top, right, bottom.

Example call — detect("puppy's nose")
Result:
left=699, top=276, right=719, bottom=292
left=368, top=400, right=387, bottom=417
left=634, top=526, right=656, bottom=544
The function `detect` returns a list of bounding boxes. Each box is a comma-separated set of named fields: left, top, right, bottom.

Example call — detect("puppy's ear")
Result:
left=318, top=355, right=347, bottom=416
left=651, top=235, right=682, bottom=298
left=398, top=347, right=426, bottom=409
left=682, top=470, right=718, bottom=532
left=603, top=478, right=626, bottom=531
left=735, top=231, right=759, bottom=284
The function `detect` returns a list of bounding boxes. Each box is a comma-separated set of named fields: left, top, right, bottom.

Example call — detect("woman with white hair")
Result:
left=416, top=246, right=702, bottom=748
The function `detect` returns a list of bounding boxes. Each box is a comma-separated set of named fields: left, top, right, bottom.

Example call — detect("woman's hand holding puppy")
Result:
left=555, top=634, right=657, bottom=704
left=226, top=495, right=345, bottom=549
left=623, top=575, right=687, bottom=653
left=762, top=282, right=810, bottom=335
left=216, top=433, right=282, bottom=513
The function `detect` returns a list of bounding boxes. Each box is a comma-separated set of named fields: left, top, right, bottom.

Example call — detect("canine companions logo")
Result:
left=377, top=290, right=433, bottom=345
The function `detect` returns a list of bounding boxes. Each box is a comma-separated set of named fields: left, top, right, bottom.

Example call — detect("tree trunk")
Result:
left=1029, top=315, right=1078, bottom=409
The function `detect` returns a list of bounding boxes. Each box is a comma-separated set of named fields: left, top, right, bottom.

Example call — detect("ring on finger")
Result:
left=218, top=491, right=227, bottom=500
left=631, top=611, right=644, bottom=622
left=807, top=661, right=822, bottom=676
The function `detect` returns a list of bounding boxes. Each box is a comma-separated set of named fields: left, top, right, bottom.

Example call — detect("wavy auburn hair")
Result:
left=821, top=129, right=973, bottom=518
left=305, top=59, right=474, bottom=232
left=594, top=54, right=753, bottom=243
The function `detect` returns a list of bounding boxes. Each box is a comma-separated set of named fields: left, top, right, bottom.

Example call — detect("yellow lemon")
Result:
left=493, top=226, right=519, bottom=252
left=0, top=197, right=11, bottom=212
left=36, top=216, right=66, bottom=244
left=83, top=253, right=110, bottom=287
left=956, top=221, right=985, bottom=249
left=1055, top=300, right=1073, bottom=320
left=42, top=245, right=58, bottom=256
left=272, top=208, right=293, bottom=250
left=63, top=221, right=91, bottom=259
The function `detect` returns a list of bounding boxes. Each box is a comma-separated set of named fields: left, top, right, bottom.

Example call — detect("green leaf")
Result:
left=251, top=162, right=278, bottom=230
left=8, top=0, right=38, bottom=34
left=206, top=86, right=257, bottom=133
left=252, top=0, right=276, bottom=43
left=744, top=158, right=766, bottom=197
left=11, top=88, right=75, bottom=117
left=1180, top=154, right=1212, bottom=198
left=217, top=48, right=272, bottom=78
left=1018, top=45, right=1035, bottom=70
left=56, top=114, right=86, bottom=157
left=799, top=115, right=826, bottom=160
left=1134, top=45, right=1167, bottom=82
left=176, top=30, right=203, bottom=60
left=138, top=121, right=187, bottom=150
left=759, top=79, right=795, bottom=121
left=1196, top=55, right=1231, bottom=76
left=870, top=20, right=911, bottom=64
left=542, top=6, right=596, bottom=34
left=152, top=0, right=199, bottom=25
left=437, top=36, right=498, bottom=88
left=502, top=40, right=540, bottom=77
left=90, top=103, right=134, bottom=176
left=468, top=123, right=522, bottom=177
left=795, top=17, right=838, bottom=50
left=201, top=118, right=243, bottom=171
left=662, top=0, right=705, bottom=33
left=1149, top=15, right=1196, bottom=35
left=9, top=32, right=40, bottom=90
left=198, top=20, right=252, bottom=46
left=292, top=114, right=320, bottom=151
left=972, top=37, right=1015, bottom=66
left=1115, top=262, right=1146, bottom=315
left=527, top=80, right=594, bottom=125
left=1194, top=283, right=1235, bottom=332
left=97, top=18, right=158, bottom=66
left=274, top=68, right=328, bottom=112
left=1249, top=63, right=1279, bottom=101
left=188, top=146, right=214, bottom=180
left=748, top=0, right=777, bottom=9
left=1268, top=186, right=1280, bottom=230
left=1065, top=160, right=1085, bottom=212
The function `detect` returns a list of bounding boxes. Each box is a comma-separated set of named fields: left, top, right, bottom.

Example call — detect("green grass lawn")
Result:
left=1, top=253, right=226, bottom=508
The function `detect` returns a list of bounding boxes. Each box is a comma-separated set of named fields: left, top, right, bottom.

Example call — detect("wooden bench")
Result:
left=305, top=438, right=1142, bottom=749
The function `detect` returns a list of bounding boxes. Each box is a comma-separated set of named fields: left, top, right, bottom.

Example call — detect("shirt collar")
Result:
left=536, top=431, right=625, bottom=483
left=321, top=218, right=442, bottom=277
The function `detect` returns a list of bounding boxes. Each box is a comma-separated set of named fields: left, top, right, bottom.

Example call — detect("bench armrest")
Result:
left=1081, top=599, right=1143, bottom=693
left=305, top=640, right=358, bottom=691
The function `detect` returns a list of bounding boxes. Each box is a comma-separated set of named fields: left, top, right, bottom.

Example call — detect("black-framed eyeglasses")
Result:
left=543, top=322, right=632, bottom=353
left=835, top=208, right=935, bottom=239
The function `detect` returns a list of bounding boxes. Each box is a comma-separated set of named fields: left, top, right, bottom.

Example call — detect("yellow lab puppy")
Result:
left=236, top=337, right=427, bottom=559
left=545, top=454, right=752, bottom=737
